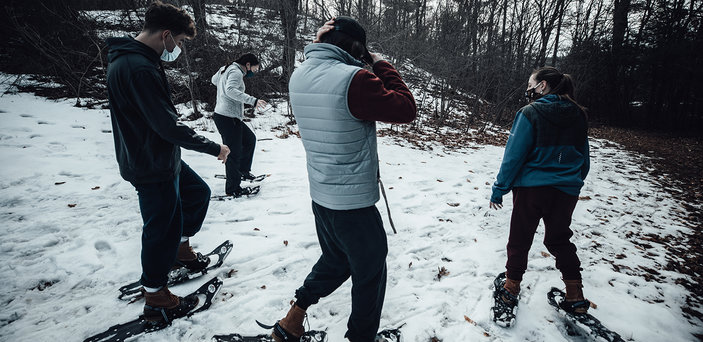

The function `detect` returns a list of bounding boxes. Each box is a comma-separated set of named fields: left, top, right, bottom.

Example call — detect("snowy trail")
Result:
left=0, top=91, right=699, bottom=341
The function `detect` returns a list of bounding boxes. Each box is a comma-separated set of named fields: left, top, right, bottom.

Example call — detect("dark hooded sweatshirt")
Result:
left=491, top=94, right=590, bottom=204
left=106, top=36, right=220, bottom=184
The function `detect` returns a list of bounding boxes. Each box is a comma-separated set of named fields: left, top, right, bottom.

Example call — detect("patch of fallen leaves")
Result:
left=435, top=266, right=450, bottom=281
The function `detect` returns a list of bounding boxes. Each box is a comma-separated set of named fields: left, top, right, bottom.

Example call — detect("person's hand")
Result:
left=313, top=19, right=335, bottom=43
left=255, top=99, right=268, bottom=111
left=369, top=52, right=384, bottom=64
left=218, top=144, right=230, bottom=163
left=489, top=201, right=503, bottom=210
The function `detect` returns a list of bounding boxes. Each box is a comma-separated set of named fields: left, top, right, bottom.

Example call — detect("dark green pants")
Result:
left=295, top=201, right=388, bottom=342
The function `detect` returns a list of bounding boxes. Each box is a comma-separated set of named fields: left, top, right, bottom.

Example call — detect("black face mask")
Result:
left=524, top=85, right=543, bottom=102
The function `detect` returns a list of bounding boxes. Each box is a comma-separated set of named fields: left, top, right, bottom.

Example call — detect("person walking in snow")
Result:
left=105, top=1, right=229, bottom=322
left=489, top=66, right=591, bottom=319
left=211, top=53, right=267, bottom=197
left=266, top=17, right=416, bottom=342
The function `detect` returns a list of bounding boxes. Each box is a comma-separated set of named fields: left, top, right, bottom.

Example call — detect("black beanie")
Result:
left=333, top=16, right=366, bottom=45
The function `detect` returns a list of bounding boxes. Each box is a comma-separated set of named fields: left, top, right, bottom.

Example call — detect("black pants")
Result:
left=132, top=161, right=211, bottom=288
left=295, top=202, right=388, bottom=342
left=213, top=114, right=256, bottom=194
left=505, top=186, right=582, bottom=281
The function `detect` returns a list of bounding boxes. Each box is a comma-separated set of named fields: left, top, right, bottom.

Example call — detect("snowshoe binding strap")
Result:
left=255, top=320, right=276, bottom=330
left=559, top=299, right=591, bottom=314
left=493, top=272, right=519, bottom=306
left=242, top=172, right=266, bottom=182
left=255, top=320, right=328, bottom=342
left=234, top=186, right=260, bottom=197
left=497, top=286, right=519, bottom=306
left=256, top=320, right=300, bottom=341
left=143, top=304, right=171, bottom=324
left=274, top=321, right=300, bottom=342
left=175, top=252, right=211, bottom=271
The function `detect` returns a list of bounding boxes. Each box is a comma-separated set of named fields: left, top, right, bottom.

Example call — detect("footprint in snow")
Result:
left=94, top=241, right=111, bottom=251
left=267, top=210, right=294, bottom=215
left=47, top=142, right=66, bottom=152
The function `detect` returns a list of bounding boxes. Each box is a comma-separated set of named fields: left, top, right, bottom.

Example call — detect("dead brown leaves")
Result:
left=377, top=126, right=508, bottom=151
left=435, top=266, right=450, bottom=281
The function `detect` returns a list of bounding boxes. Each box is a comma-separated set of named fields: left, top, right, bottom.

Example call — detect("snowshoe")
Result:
left=85, top=277, right=222, bottom=342
left=490, top=272, right=518, bottom=327
left=212, top=331, right=326, bottom=342
left=212, top=186, right=261, bottom=201
left=375, top=328, right=402, bottom=342
left=118, top=240, right=232, bottom=302
left=547, top=287, right=625, bottom=342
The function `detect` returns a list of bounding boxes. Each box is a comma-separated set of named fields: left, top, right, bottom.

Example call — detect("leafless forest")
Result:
left=1, top=0, right=703, bottom=327
left=2, top=0, right=701, bottom=132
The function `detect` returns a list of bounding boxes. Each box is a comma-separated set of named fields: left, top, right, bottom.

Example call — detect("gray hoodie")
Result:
left=211, top=63, right=257, bottom=120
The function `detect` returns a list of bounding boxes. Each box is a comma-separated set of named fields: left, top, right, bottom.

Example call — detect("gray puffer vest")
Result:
left=289, top=43, right=380, bottom=210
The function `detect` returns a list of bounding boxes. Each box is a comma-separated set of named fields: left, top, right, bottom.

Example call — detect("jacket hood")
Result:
left=303, top=43, right=365, bottom=67
left=529, top=94, right=583, bottom=128
left=211, top=62, right=244, bottom=86
left=106, top=36, right=160, bottom=64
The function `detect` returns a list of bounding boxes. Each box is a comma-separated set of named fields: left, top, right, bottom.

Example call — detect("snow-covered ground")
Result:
left=0, top=87, right=700, bottom=342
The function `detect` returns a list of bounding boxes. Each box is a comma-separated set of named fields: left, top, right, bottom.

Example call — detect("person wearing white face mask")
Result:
left=159, top=31, right=182, bottom=62
left=105, top=1, right=230, bottom=323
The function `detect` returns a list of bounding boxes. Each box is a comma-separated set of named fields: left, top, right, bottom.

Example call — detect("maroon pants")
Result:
left=505, top=186, right=582, bottom=281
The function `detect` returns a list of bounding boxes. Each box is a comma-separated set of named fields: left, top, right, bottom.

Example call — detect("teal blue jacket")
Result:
left=491, top=95, right=590, bottom=204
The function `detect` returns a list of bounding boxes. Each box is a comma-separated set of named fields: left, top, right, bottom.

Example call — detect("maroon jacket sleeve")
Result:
left=347, top=60, right=417, bottom=123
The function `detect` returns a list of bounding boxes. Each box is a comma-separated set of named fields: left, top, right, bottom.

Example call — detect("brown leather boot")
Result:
left=272, top=303, right=306, bottom=342
left=177, top=240, right=197, bottom=261
left=561, top=279, right=590, bottom=314
left=143, top=287, right=198, bottom=322
left=176, top=240, right=210, bottom=271
left=503, top=278, right=521, bottom=297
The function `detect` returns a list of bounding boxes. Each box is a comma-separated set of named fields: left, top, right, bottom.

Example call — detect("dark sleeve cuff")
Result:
left=207, top=141, right=221, bottom=157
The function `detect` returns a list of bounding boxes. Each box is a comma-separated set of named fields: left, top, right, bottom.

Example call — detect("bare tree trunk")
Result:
left=534, top=0, right=565, bottom=67
left=551, top=0, right=566, bottom=66
left=612, top=0, right=630, bottom=55
left=609, top=0, right=630, bottom=125
left=187, top=0, right=209, bottom=43
left=279, top=0, right=299, bottom=122
left=279, top=0, right=299, bottom=81
left=181, top=45, right=201, bottom=117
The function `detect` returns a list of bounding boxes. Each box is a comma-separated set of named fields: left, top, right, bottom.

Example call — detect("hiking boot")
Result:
left=272, top=303, right=306, bottom=342
left=502, top=277, right=521, bottom=304
left=241, top=172, right=258, bottom=181
left=491, top=272, right=518, bottom=327
left=175, top=240, right=210, bottom=271
left=227, top=185, right=260, bottom=198
left=143, top=287, right=198, bottom=323
left=560, top=279, right=590, bottom=314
